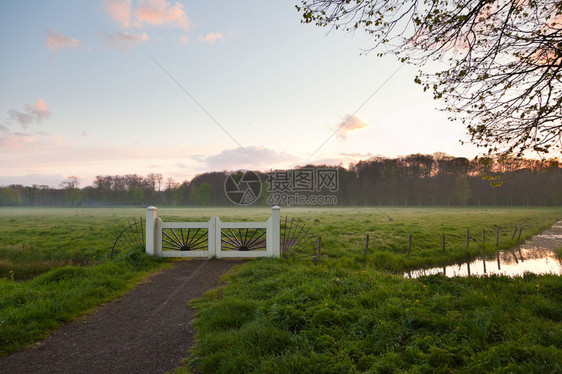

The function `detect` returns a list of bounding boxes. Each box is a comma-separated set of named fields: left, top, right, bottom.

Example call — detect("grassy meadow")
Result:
left=0, top=207, right=169, bottom=355
left=1, top=206, right=561, bottom=371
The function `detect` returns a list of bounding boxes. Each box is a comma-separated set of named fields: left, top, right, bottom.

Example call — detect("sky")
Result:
left=0, top=0, right=482, bottom=188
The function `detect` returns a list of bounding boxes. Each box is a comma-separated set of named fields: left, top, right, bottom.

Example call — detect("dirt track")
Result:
left=0, top=259, right=246, bottom=374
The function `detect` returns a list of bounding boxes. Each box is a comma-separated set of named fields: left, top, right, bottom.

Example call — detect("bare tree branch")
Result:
left=297, top=0, right=562, bottom=158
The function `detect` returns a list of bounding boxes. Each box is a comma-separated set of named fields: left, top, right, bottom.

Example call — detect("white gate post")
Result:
left=208, top=217, right=217, bottom=258
left=215, top=217, right=222, bottom=259
left=271, top=206, right=281, bottom=258
left=146, top=206, right=158, bottom=255
left=155, top=217, right=163, bottom=256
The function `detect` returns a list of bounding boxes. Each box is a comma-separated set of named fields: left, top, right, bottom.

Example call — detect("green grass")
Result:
left=154, top=206, right=561, bottom=272
left=0, top=207, right=169, bottom=355
left=188, top=260, right=562, bottom=373
left=277, top=207, right=561, bottom=272
left=0, top=207, right=151, bottom=279
left=1, top=206, right=561, bottom=370
left=180, top=206, right=562, bottom=373
left=0, top=261, right=166, bottom=355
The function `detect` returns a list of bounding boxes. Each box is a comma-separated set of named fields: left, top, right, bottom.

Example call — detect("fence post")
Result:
left=315, top=236, right=322, bottom=264
left=155, top=217, right=163, bottom=256
left=364, top=234, right=370, bottom=256
left=512, top=251, right=519, bottom=263
left=215, top=217, right=222, bottom=259
left=146, top=206, right=157, bottom=255
left=271, top=206, right=281, bottom=258
left=208, top=217, right=217, bottom=258
left=407, top=233, right=412, bottom=256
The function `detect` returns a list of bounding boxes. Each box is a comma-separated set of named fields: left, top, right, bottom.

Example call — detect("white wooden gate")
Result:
left=145, top=206, right=281, bottom=258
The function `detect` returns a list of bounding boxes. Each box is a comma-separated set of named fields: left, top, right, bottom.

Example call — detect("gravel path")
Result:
left=0, top=259, right=246, bottom=374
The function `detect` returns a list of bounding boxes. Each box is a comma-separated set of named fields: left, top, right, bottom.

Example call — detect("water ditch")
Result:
left=406, top=221, right=562, bottom=278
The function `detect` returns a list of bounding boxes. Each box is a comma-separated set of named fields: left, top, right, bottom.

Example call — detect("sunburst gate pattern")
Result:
left=221, top=228, right=266, bottom=251
left=111, top=217, right=145, bottom=258
left=162, top=228, right=208, bottom=251
left=281, top=217, right=317, bottom=261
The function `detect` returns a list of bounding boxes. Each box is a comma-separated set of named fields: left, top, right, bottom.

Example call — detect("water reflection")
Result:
left=406, top=222, right=562, bottom=278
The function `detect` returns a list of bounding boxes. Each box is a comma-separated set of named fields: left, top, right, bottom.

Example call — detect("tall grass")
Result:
left=293, top=206, right=561, bottom=271
left=0, top=261, right=165, bottom=355
left=182, top=207, right=562, bottom=373
left=187, top=258, right=562, bottom=373
left=0, top=207, right=168, bottom=355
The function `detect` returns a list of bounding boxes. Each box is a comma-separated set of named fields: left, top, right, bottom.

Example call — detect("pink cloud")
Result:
left=101, top=0, right=191, bottom=34
left=7, top=99, right=51, bottom=129
left=7, top=110, right=34, bottom=128
left=0, top=137, right=210, bottom=187
left=200, top=146, right=298, bottom=170
left=0, top=131, right=38, bottom=148
left=102, top=0, right=132, bottom=28
left=199, top=32, right=223, bottom=45
left=134, top=0, right=190, bottom=29
left=334, top=115, right=370, bottom=140
left=101, top=31, right=149, bottom=51
left=102, top=0, right=190, bottom=30
left=25, top=99, right=51, bottom=122
left=45, top=30, right=79, bottom=53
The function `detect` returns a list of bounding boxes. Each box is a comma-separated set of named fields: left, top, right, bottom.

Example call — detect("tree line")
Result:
left=0, top=154, right=560, bottom=207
